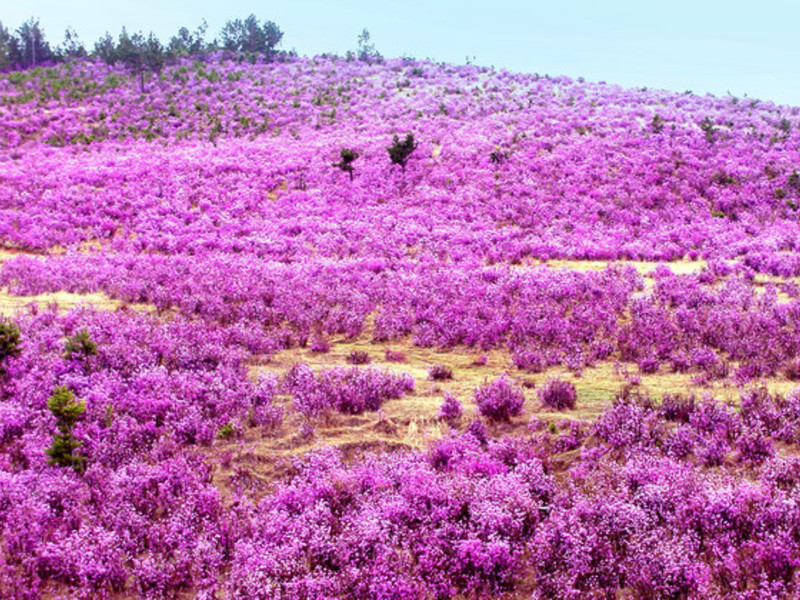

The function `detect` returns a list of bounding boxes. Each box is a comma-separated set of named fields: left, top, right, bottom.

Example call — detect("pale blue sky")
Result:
left=4, top=1, right=799, bottom=106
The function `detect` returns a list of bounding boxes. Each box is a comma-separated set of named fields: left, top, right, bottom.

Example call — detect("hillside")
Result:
left=1, top=56, right=800, bottom=598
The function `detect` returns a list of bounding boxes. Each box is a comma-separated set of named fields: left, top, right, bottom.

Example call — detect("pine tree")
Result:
left=388, top=133, right=418, bottom=172
left=0, top=320, right=21, bottom=376
left=64, top=328, right=98, bottom=362
left=45, top=386, right=86, bottom=472
left=333, top=148, right=360, bottom=180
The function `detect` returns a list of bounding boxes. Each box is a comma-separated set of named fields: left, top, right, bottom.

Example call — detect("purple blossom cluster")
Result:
left=283, top=362, right=414, bottom=418
left=474, top=374, right=526, bottom=421
left=0, top=307, right=280, bottom=597
left=537, top=378, right=577, bottom=410
left=437, top=391, right=463, bottom=421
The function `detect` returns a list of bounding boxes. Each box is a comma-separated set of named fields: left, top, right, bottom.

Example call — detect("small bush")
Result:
left=638, top=357, right=659, bottom=374
left=333, top=148, right=359, bottom=180
left=660, top=394, right=695, bottom=423
left=384, top=349, right=405, bottom=362
left=310, top=337, right=330, bottom=353
left=736, top=429, right=775, bottom=464
left=346, top=350, right=370, bottom=365
left=475, top=375, right=525, bottom=421
left=45, top=386, right=86, bottom=472
left=0, top=319, right=21, bottom=375
left=538, top=378, right=577, bottom=411
left=286, top=364, right=415, bottom=417
left=320, top=366, right=414, bottom=414
left=512, top=348, right=545, bottom=373
left=64, top=328, right=98, bottom=361
left=387, top=133, right=417, bottom=172
left=427, top=364, right=453, bottom=381
left=465, top=418, right=488, bottom=444
left=438, top=392, right=463, bottom=421
left=217, top=422, right=237, bottom=440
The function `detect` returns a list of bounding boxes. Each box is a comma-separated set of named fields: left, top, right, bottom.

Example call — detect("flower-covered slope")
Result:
left=1, top=56, right=800, bottom=598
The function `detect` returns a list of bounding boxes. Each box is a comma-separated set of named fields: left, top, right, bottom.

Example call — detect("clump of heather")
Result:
left=345, top=350, right=370, bottom=364
left=310, top=336, right=330, bottom=353
left=427, top=363, right=453, bottom=380
left=512, top=348, right=545, bottom=373
left=475, top=375, right=526, bottom=421
left=660, top=393, right=695, bottom=423
left=538, top=378, right=577, bottom=410
left=319, top=366, right=415, bottom=414
left=384, top=349, right=406, bottom=362
left=284, top=363, right=415, bottom=416
left=438, top=391, right=463, bottom=421
left=472, top=354, right=488, bottom=366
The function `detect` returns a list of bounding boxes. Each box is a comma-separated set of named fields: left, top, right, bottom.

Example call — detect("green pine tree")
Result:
left=45, top=386, right=86, bottom=472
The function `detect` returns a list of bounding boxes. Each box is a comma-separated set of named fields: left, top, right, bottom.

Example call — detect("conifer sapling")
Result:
left=45, top=386, right=86, bottom=472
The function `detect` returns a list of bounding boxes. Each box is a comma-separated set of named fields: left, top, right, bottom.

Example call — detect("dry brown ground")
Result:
left=222, top=329, right=800, bottom=500
left=0, top=248, right=150, bottom=315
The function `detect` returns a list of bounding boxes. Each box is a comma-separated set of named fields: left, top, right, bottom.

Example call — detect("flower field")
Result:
left=1, top=54, right=800, bottom=598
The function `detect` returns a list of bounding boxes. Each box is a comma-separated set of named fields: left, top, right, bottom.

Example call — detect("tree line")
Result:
left=0, top=17, right=384, bottom=78
left=0, top=15, right=285, bottom=76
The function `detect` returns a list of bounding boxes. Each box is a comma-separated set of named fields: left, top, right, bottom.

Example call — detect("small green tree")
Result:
left=93, top=31, right=117, bottom=64
left=0, top=21, right=12, bottom=71
left=357, top=28, right=381, bottom=64
left=167, top=20, right=209, bottom=59
left=114, top=29, right=164, bottom=92
left=10, top=18, right=53, bottom=69
left=0, top=320, right=21, bottom=376
left=56, top=27, right=86, bottom=61
left=788, top=170, right=800, bottom=193
left=220, top=15, right=282, bottom=58
left=651, top=114, right=665, bottom=134
left=388, top=133, right=418, bottom=172
left=333, top=148, right=360, bottom=180
left=64, top=328, right=97, bottom=362
left=699, top=116, right=717, bottom=143
left=45, top=386, right=86, bottom=472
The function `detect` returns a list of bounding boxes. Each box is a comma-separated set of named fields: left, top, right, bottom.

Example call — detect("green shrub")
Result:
left=45, top=386, right=86, bottom=472
left=333, top=148, right=359, bottom=180
left=64, top=328, right=97, bottom=361
left=387, top=133, right=417, bottom=172
left=0, top=320, right=21, bottom=375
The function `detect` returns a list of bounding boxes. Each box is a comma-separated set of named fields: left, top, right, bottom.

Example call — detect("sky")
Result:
left=4, top=0, right=800, bottom=106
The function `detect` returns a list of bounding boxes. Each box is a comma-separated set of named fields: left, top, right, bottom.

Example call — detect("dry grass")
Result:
left=0, top=249, right=153, bottom=316
left=542, top=258, right=708, bottom=275
left=0, top=289, right=128, bottom=315
left=241, top=329, right=800, bottom=477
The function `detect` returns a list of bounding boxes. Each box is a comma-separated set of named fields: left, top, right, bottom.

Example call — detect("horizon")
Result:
left=2, top=0, right=800, bottom=107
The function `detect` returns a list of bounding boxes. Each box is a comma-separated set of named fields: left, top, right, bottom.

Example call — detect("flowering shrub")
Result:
left=427, top=364, right=453, bottom=380
left=285, top=362, right=414, bottom=416
left=438, top=391, right=463, bottom=421
left=384, top=349, right=406, bottom=362
left=537, top=378, right=577, bottom=410
left=474, top=375, right=526, bottom=421
left=346, top=350, right=371, bottom=364
left=310, top=336, right=330, bottom=353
